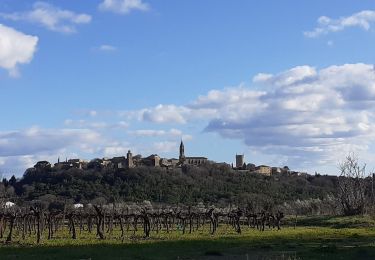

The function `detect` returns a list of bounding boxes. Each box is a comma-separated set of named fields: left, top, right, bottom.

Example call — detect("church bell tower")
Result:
left=179, top=140, right=185, bottom=163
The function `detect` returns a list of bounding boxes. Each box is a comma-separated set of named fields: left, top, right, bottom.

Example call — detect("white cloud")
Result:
left=99, top=0, right=150, bottom=14
left=305, top=10, right=375, bottom=38
left=253, top=66, right=317, bottom=87
left=131, top=63, right=375, bottom=168
left=0, top=24, right=38, bottom=76
left=0, top=2, right=91, bottom=34
left=253, top=73, right=273, bottom=83
left=0, top=126, right=101, bottom=157
left=140, top=104, right=190, bottom=124
left=204, top=63, right=375, bottom=166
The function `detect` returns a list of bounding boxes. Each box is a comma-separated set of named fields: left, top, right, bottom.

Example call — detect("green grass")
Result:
left=1, top=216, right=375, bottom=259
left=285, top=214, right=375, bottom=228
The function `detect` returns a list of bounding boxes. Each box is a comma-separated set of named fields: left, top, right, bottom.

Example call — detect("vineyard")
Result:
left=0, top=203, right=284, bottom=244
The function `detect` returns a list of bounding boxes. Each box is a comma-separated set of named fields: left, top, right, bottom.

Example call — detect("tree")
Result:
left=338, top=154, right=368, bottom=216
left=9, top=175, right=16, bottom=186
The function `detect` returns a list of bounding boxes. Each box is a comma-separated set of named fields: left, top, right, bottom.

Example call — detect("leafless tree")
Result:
left=338, top=154, right=368, bottom=216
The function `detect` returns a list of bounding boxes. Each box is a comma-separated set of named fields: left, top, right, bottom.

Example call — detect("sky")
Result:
left=1, top=0, right=375, bottom=177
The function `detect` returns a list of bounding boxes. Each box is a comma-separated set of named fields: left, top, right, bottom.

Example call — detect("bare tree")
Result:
left=338, top=154, right=368, bottom=216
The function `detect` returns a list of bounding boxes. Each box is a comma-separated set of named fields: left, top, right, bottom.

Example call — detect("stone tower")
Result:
left=127, top=150, right=134, bottom=168
left=179, top=140, right=185, bottom=163
left=236, top=154, right=244, bottom=169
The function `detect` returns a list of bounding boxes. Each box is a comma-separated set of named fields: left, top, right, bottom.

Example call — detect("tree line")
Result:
left=3, top=163, right=337, bottom=206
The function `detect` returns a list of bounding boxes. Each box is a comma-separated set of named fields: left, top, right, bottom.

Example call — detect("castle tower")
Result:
left=179, top=140, right=185, bottom=163
left=236, top=154, right=244, bottom=169
left=127, top=150, right=134, bottom=168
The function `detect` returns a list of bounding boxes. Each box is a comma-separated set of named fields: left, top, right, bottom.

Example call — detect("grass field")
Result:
left=1, top=215, right=375, bottom=259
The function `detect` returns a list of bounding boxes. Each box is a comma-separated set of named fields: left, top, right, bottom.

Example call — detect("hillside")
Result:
left=3, top=164, right=338, bottom=207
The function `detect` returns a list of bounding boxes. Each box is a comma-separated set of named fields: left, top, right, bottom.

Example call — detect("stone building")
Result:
left=160, top=158, right=172, bottom=167
left=68, top=159, right=87, bottom=169
left=54, top=158, right=87, bottom=170
left=235, top=154, right=245, bottom=169
left=132, top=154, right=142, bottom=167
left=126, top=150, right=134, bottom=168
left=168, top=158, right=180, bottom=166
left=179, top=140, right=208, bottom=166
left=142, top=154, right=160, bottom=167
left=110, top=156, right=127, bottom=169
left=185, top=157, right=208, bottom=165
left=254, top=165, right=272, bottom=176
left=109, top=151, right=136, bottom=169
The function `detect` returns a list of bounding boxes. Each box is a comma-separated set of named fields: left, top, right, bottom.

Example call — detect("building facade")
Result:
left=179, top=140, right=208, bottom=166
left=254, top=165, right=272, bottom=176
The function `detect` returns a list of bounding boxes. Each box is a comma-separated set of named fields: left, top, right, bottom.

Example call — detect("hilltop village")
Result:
left=32, top=141, right=306, bottom=176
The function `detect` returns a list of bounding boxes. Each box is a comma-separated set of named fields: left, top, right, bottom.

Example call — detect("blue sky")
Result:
left=1, top=0, right=375, bottom=177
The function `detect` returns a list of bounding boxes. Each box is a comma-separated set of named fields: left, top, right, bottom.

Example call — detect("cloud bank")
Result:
left=135, top=63, right=375, bottom=167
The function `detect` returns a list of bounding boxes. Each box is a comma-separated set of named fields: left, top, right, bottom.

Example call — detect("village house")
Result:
left=254, top=165, right=272, bottom=176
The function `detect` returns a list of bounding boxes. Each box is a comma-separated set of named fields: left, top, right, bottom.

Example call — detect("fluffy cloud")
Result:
left=0, top=2, right=91, bottom=34
left=134, top=102, right=222, bottom=124
left=207, top=63, right=375, bottom=166
left=99, top=0, right=150, bottom=14
left=0, top=24, right=38, bottom=76
left=139, top=105, right=190, bottom=124
left=134, top=63, right=375, bottom=167
left=305, top=10, right=375, bottom=38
